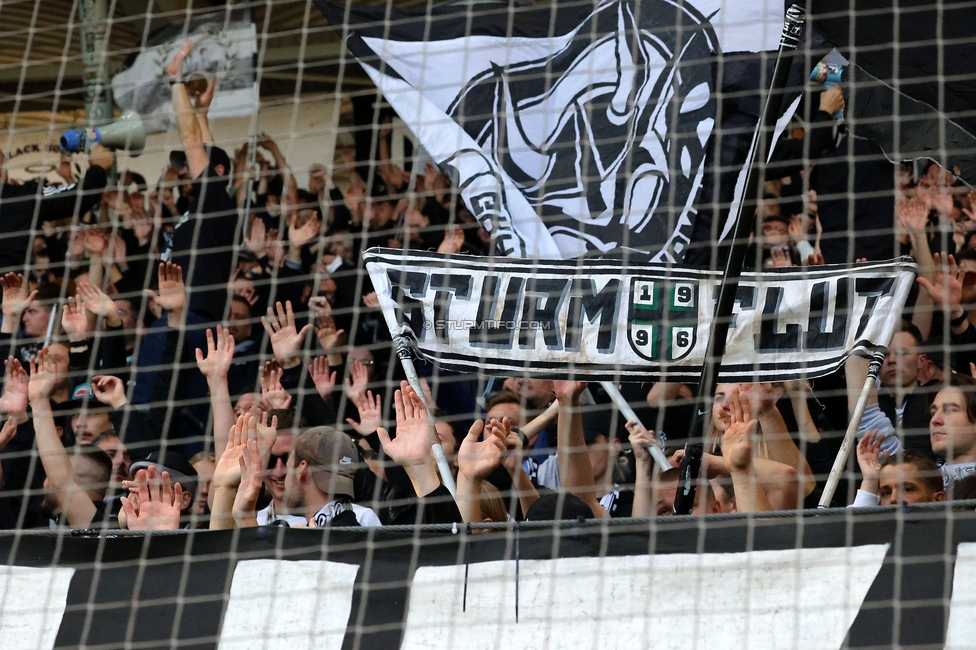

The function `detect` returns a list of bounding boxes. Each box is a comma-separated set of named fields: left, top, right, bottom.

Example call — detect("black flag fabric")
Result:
left=810, top=0, right=976, bottom=187
left=316, top=0, right=787, bottom=262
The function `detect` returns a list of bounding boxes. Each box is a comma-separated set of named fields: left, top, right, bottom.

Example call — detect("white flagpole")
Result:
left=599, top=382, right=672, bottom=471
left=818, top=353, right=886, bottom=508
left=395, top=335, right=457, bottom=498
left=44, top=304, right=58, bottom=348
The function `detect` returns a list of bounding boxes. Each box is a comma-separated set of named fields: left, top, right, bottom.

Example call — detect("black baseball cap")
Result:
left=129, top=450, right=198, bottom=483
left=581, top=409, right=609, bottom=444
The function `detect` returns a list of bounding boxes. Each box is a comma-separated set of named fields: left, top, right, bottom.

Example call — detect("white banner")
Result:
left=365, top=249, right=916, bottom=382
left=112, top=16, right=257, bottom=134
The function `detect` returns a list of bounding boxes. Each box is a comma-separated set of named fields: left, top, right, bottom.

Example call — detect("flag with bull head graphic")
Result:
left=317, top=0, right=788, bottom=262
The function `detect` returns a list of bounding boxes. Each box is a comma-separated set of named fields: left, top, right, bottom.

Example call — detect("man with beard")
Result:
left=281, top=427, right=381, bottom=527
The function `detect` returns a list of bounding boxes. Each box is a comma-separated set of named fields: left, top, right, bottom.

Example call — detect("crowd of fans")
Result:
left=1, top=43, right=975, bottom=532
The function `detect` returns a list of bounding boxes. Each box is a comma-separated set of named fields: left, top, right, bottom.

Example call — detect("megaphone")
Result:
left=60, top=111, right=146, bottom=156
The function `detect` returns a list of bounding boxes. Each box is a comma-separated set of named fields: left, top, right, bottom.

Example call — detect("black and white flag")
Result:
left=810, top=0, right=976, bottom=187
left=365, top=248, right=915, bottom=382
left=318, top=0, right=787, bottom=261
left=111, top=9, right=257, bottom=134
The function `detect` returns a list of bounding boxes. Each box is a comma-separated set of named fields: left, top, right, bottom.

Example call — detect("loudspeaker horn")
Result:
left=60, top=111, right=146, bottom=156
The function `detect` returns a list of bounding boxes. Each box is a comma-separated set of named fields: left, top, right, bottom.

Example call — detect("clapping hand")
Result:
left=856, top=430, right=888, bottom=483
left=346, top=389, right=382, bottom=435
left=377, top=382, right=434, bottom=468
left=310, top=356, right=337, bottom=400
left=213, top=412, right=256, bottom=491
left=343, top=360, right=369, bottom=403
left=0, top=358, right=28, bottom=416
left=457, top=419, right=507, bottom=482
left=261, top=300, right=310, bottom=369
left=61, top=296, right=90, bottom=341
left=194, top=325, right=235, bottom=382
left=260, top=360, right=292, bottom=410
left=722, top=387, right=759, bottom=473
left=918, top=253, right=964, bottom=311
left=233, top=413, right=266, bottom=525
left=145, top=262, right=187, bottom=325
left=121, top=466, right=184, bottom=531
left=436, top=225, right=466, bottom=255
left=553, top=380, right=587, bottom=405
left=27, top=348, right=57, bottom=405
left=0, top=273, right=37, bottom=323
left=77, top=281, right=121, bottom=328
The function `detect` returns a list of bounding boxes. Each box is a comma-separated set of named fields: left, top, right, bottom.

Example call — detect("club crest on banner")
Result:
left=628, top=278, right=698, bottom=362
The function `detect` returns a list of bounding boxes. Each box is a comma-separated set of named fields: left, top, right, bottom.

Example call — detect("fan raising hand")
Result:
left=145, top=262, right=187, bottom=326
left=195, top=325, right=235, bottom=382
left=261, top=300, right=310, bottom=369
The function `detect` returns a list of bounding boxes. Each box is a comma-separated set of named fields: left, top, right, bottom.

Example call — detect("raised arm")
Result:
left=258, top=134, right=298, bottom=205
left=376, top=382, right=442, bottom=498
left=785, top=380, right=822, bottom=445
left=518, top=400, right=559, bottom=448
left=210, top=413, right=251, bottom=530
left=37, top=146, right=113, bottom=222
left=195, top=326, right=236, bottom=457
left=852, top=430, right=888, bottom=507
left=76, top=281, right=128, bottom=374
left=722, top=388, right=773, bottom=513
left=166, top=40, right=208, bottom=179
left=232, top=412, right=276, bottom=528
left=626, top=420, right=657, bottom=518
left=1, top=273, right=37, bottom=336
left=28, top=348, right=98, bottom=528
left=499, top=416, right=540, bottom=516
left=455, top=419, right=507, bottom=524
left=740, top=383, right=815, bottom=497
left=193, top=77, right=216, bottom=145
left=898, top=195, right=936, bottom=282
left=553, top=380, right=608, bottom=519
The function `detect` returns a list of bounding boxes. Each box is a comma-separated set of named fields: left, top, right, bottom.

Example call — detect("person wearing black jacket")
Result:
left=763, top=86, right=846, bottom=181
left=161, top=40, right=240, bottom=323
left=877, top=322, right=936, bottom=456
left=0, top=145, right=112, bottom=273
left=377, top=381, right=464, bottom=524
left=918, top=255, right=976, bottom=377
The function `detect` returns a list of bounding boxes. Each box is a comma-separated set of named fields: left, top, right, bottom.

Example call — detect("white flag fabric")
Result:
left=112, top=14, right=257, bottom=134
left=318, top=0, right=786, bottom=261
left=366, top=249, right=915, bottom=382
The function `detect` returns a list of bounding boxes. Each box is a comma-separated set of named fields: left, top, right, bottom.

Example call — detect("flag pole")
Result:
left=394, top=335, right=458, bottom=498
left=599, top=382, right=672, bottom=470
left=818, top=352, right=885, bottom=507
left=673, top=4, right=806, bottom=514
